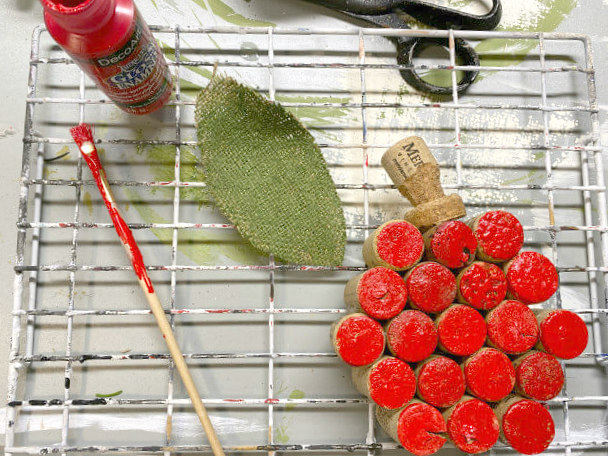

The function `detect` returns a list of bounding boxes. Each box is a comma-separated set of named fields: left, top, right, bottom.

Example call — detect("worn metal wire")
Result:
left=5, top=25, right=608, bottom=455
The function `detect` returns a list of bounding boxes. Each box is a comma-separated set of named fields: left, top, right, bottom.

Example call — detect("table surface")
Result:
left=1, top=0, right=608, bottom=451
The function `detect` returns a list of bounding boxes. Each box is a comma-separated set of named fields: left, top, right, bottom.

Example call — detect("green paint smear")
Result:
left=275, top=419, right=290, bottom=444
left=275, top=95, right=350, bottom=127
left=163, top=45, right=215, bottom=82
left=502, top=170, right=542, bottom=186
left=189, top=0, right=275, bottom=27
left=477, top=0, right=577, bottom=67
left=419, top=0, right=577, bottom=87
left=95, top=390, right=123, bottom=398
left=83, top=191, right=93, bottom=217
left=142, top=143, right=210, bottom=205
left=163, top=38, right=352, bottom=126
left=126, top=144, right=264, bottom=265
left=285, top=389, right=305, bottom=411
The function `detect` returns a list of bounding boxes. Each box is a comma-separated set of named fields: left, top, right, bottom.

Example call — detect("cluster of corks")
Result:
left=331, top=211, right=589, bottom=456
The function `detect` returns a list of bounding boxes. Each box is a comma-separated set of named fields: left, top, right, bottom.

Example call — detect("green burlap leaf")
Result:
left=195, top=76, right=346, bottom=266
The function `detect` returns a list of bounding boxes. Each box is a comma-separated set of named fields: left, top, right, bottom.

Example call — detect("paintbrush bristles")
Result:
left=70, top=123, right=95, bottom=149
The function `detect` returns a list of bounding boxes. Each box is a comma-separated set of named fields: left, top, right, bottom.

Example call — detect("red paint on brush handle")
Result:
left=501, top=399, right=555, bottom=454
left=486, top=300, right=539, bottom=354
left=457, top=261, right=507, bottom=310
left=376, top=221, right=424, bottom=269
left=446, top=398, right=499, bottom=454
left=436, top=304, right=486, bottom=357
left=514, top=351, right=564, bottom=401
left=464, top=348, right=515, bottom=402
left=71, top=124, right=154, bottom=293
left=405, top=262, right=456, bottom=314
left=474, top=211, right=524, bottom=262
left=427, top=221, right=477, bottom=269
left=397, top=402, right=447, bottom=456
left=416, top=356, right=465, bottom=408
left=386, top=310, right=437, bottom=363
left=538, top=309, right=588, bottom=359
left=334, top=314, right=385, bottom=366
left=358, top=267, right=407, bottom=320
left=505, top=252, right=558, bottom=304
left=368, top=357, right=416, bottom=409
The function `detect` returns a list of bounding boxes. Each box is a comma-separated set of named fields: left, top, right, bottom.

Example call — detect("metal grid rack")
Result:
left=5, top=24, right=608, bottom=455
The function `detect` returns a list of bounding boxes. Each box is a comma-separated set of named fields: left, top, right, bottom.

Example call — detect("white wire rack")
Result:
left=4, top=24, right=608, bottom=455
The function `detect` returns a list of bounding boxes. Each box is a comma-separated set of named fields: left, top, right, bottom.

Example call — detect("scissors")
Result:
left=303, top=0, right=502, bottom=95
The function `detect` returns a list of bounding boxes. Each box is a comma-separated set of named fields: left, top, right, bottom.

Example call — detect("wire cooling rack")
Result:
left=4, top=24, right=608, bottom=455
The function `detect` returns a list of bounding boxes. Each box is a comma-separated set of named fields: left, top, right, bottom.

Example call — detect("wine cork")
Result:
left=504, top=251, right=558, bottom=304
left=455, top=261, right=506, bottom=310
left=404, top=194, right=467, bottom=233
left=443, top=395, right=500, bottom=454
left=362, top=220, right=424, bottom=272
left=331, top=313, right=385, bottom=367
left=351, top=356, right=416, bottom=409
left=462, top=347, right=515, bottom=403
left=435, top=304, right=486, bottom=357
left=467, top=211, right=524, bottom=263
left=376, top=400, right=447, bottom=456
left=344, top=267, right=407, bottom=320
left=486, top=300, right=539, bottom=354
left=414, top=355, right=465, bottom=408
left=495, top=395, right=555, bottom=454
left=513, top=350, right=564, bottom=401
left=385, top=310, right=437, bottom=363
left=423, top=221, right=477, bottom=269
left=382, top=136, right=466, bottom=231
left=534, top=309, right=588, bottom=359
left=404, top=261, right=456, bottom=314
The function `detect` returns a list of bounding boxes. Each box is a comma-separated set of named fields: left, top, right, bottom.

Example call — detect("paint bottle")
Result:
left=41, top=0, right=173, bottom=115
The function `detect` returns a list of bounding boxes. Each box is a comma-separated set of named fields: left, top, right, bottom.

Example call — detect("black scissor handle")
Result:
left=307, top=0, right=501, bottom=31
left=396, top=36, right=480, bottom=95
left=398, top=0, right=501, bottom=31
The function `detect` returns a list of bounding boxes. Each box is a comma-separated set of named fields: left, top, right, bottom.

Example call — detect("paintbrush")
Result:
left=70, top=124, right=225, bottom=456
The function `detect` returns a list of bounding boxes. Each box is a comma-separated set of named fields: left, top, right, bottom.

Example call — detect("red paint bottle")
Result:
left=41, top=0, right=173, bottom=115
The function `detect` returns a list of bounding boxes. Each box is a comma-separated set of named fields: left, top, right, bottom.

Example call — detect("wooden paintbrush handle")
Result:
left=141, top=282, right=226, bottom=456
left=74, top=130, right=225, bottom=456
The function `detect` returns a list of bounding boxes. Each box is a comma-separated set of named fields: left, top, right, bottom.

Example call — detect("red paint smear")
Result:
left=358, top=267, right=407, bottom=320
left=58, top=223, right=70, bottom=228
left=406, top=262, right=456, bottom=314
left=224, top=399, right=244, bottom=403
left=447, top=398, right=499, bottom=454
left=515, top=351, right=564, bottom=401
left=265, top=398, right=279, bottom=404
left=417, top=356, right=465, bottom=408
left=368, top=357, right=415, bottom=409
left=387, top=310, right=437, bottom=363
left=475, top=211, right=523, bottom=262
left=506, top=252, right=558, bottom=304
left=464, top=348, right=515, bottom=402
left=430, top=221, right=477, bottom=269
left=437, top=305, right=486, bottom=357
left=71, top=124, right=154, bottom=294
left=206, top=309, right=231, bottom=314
left=376, top=221, right=424, bottom=269
left=502, top=399, right=555, bottom=455
left=458, top=262, right=506, bottom=310
left=335, top=315, right=385, bottom=366
left=486, top=300, right=539, bottom=354
left=539, top=309, right=588, bottom=359
left=397, top=402, right=447, bottom=456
